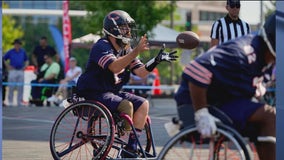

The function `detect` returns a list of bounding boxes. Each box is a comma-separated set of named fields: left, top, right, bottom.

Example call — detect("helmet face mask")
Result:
left=103, top=10, right=138, bottom=48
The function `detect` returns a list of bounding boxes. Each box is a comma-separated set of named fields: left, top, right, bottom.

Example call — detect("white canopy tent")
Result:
left=72, top=33, right=101, bottom=43
left=148, top=24, right=180, bottom=48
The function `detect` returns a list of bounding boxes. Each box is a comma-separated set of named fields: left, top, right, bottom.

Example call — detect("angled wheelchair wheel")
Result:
left=50, top=101, right=115, bottom=160
left=105, top=116, right=155, bottom=159
left=158, top=123, right=254, bottom=160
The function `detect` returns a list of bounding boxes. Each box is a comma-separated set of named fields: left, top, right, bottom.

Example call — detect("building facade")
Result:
left=174, top=1, right=227, bottom=42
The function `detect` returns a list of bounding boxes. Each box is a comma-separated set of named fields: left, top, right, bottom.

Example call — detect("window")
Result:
left=199, top=11, right=226, bottom=21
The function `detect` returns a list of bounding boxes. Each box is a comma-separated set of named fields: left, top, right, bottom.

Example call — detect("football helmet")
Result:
left=103, top=10, right=137, bottom=47
left=259, top=13, right=276, bottom=57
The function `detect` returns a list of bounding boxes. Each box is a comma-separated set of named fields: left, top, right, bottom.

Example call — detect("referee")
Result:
left=210, top=0, right=250, bottom=47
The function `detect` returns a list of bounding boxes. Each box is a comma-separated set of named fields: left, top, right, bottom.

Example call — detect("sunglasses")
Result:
left=229, top=3, right=240, bottom=8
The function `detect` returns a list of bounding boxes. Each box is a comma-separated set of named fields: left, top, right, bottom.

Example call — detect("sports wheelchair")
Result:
left=158, top=105, right=276, bottom=160
left=49, top=88, right=157, bottom=160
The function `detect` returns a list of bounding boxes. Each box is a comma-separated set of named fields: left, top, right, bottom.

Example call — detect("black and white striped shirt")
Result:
left=210, top=14, right=250, bottom=44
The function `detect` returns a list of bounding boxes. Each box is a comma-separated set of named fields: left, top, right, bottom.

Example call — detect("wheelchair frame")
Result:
left=49, top=100, right=157, bottom=160
left=158, top=105, right=276, bottom=160
left=158, top=123, right=254, bottom=160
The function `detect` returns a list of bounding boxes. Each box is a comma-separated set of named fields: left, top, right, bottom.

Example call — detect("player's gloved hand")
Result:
left=155, top=44, right=178, bottom=63
left=145, top=44, right=178, bottom=72
left=194, top=108, right=220, bottom=138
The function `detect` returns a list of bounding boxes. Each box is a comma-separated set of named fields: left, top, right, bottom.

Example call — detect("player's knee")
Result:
left=117, top=100, right=134, bottom=119
left=140, top=100, right=149, bottom=115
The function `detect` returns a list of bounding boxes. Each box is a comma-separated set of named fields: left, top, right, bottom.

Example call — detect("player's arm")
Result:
left=108, top=34, right=149, bottom=74
left=183, top=59, right=219, bottom=137
left=189, top=80, right=219, bottom=137
left=134, top=43, right=178, bottom=78
left=133, top=66, right=150, bottom=79
left=188, top=82, right=208, bottom=111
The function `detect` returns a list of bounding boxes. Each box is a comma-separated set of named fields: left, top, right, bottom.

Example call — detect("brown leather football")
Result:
left=176, top=31, right=200, bottom=49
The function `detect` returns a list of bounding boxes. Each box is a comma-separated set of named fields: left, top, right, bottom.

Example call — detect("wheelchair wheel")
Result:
left=106, top=116, right=155, bottom=159
left=50, top=101, right=115, bottom=160
left=158, top=123, right=254, bottom=160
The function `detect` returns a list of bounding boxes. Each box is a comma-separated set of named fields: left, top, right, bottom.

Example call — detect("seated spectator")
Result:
left=47, top=57, right=82, bottom=105
left=30, top=53, right=60, bottom=106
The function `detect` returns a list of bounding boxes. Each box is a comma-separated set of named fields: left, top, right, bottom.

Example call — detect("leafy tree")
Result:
left=2, top=3, right=24, bottom=53
left=16, top=16, right=56, bottom=63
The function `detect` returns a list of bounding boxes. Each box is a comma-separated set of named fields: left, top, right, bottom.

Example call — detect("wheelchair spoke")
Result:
left=50, top=101, right=115, bottom=160
left=158, top=124, right=252, bottom=160
left=57, top=140, right=86, bottom=157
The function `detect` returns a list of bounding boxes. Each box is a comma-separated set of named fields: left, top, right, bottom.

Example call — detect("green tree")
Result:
left=16, top=16, right=56, bottom=62
left=2, top=3, right=24, bottom=53
left=70, top=1, right=174, bottom=37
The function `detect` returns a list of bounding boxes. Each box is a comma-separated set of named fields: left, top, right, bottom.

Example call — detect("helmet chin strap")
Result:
left=103, top=28, right=131, bottom=45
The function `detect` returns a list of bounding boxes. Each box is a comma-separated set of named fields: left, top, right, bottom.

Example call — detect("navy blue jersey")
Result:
left=175, top=35, right=269, bottom=106
left=77, top=38, right=143, bottom=94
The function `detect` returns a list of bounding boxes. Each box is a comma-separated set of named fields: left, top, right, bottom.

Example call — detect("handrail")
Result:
left=2, top=82, right=177, bottom=90
left=2, top=82, right=275, bottom=92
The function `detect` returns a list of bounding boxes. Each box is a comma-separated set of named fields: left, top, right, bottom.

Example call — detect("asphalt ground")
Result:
left=2, top=98, right=178, bottom=160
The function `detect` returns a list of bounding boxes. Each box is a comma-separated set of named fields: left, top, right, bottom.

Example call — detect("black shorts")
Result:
left=82, top=91, right=146, bottom=113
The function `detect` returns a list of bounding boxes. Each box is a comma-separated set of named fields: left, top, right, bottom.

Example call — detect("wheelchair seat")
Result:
left=209, top=106, right=260, bottom=143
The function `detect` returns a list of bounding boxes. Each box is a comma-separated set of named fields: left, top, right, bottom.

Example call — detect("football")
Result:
left=176, top=31, right=200, bottom=49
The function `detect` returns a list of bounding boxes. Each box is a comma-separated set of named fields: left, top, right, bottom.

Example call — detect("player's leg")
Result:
left=248, top=104, right=275, bottom=160
left=120, top=92, right=149, bottom=154
left=133, top=100, right=149, bottom=129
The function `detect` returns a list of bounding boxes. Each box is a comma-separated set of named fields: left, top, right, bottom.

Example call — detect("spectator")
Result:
left=3, top=39, right=28, bottom=106
left=32, top=36, right=59, bottom=72
left=30, top=53, right=60, bottom=106
left=47, top=57, right=82, bottom=105
left=210, top=0, right=250, bottom=47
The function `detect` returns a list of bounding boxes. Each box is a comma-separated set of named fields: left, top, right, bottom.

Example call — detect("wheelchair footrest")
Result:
left=257, top=136, right=276, bottom=143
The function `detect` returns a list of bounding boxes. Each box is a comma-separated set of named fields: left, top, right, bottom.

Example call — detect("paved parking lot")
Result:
left=2, top=98, right=178, bottom=160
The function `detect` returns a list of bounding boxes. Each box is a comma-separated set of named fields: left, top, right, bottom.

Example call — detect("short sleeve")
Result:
left=210, top=20, right=220, bottom=39
left=90, top=39, right=117, bottom=70
left=182, top=60, right=213, bottom=88
left=50, top=63, right=60, bottom=75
